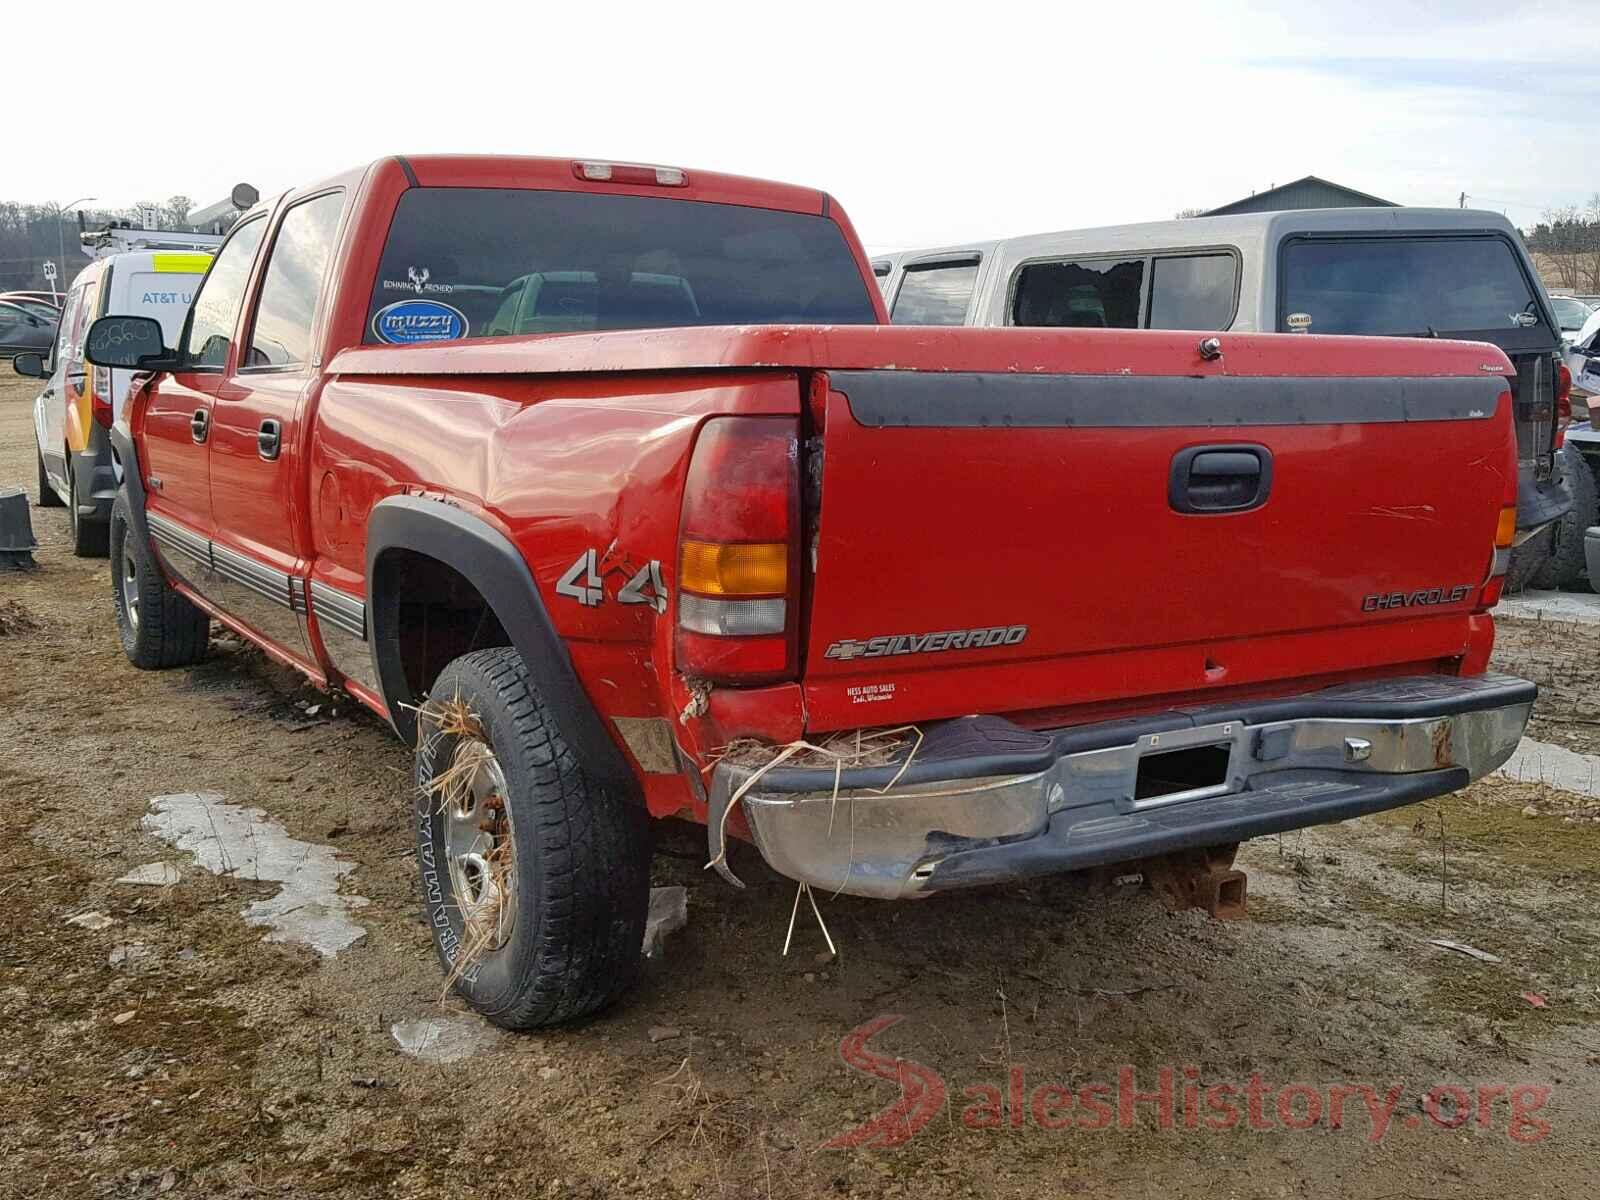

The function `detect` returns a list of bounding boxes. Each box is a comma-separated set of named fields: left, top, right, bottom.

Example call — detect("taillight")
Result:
left=675, top=416, right=799, bottom=684
left=1480, top=392, right=1519, bottom=610
left=1480, top=507, right=1517, bottom=610
left=1555, top=362, right=1572, bottom=450
left=91, top=365, right=113, bottom=429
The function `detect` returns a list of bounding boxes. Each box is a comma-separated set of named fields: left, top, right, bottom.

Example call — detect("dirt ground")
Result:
left=1, top=373, right=1597, bottom=1199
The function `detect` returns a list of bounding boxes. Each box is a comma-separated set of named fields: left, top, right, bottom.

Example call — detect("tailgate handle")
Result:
left=1170, top=445, right=1272, bottom=514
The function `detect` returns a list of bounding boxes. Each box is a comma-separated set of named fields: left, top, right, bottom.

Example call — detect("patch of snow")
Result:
left=66, top=911, right=116, bottom=931
left=390, top=1016, right=499, bottom=1063
left=642, top=885, right=687, bottom=959
left=117, top=862, right=182, bottom=887
left=1496, top=737, right=1600, bottom=799
left=143, top=792, right=368, bottom=958
left=1494, top=590, right=1600, bottom=626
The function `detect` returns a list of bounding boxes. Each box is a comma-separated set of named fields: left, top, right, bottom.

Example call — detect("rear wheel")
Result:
left=1531, top=447, right=1599, bottom=591
left=109, top=494, right=209, bottom=669
left=67, top=457, right=109, bottom=558
left=414, top=646, right=650, bottom=1029
left=36, top=448, right=63, bottom=507
left=1504, top=526, right=1554, bottom=595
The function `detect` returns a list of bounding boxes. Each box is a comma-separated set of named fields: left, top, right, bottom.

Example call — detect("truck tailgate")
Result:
left=804, top=365, right=1513, bottom=730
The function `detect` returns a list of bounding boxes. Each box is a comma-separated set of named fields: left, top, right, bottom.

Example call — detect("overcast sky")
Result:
left=4, top=0, right=1593, bottom=252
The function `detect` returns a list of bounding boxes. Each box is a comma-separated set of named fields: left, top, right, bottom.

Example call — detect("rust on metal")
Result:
left=1142, top=844, right=1248, bottom=920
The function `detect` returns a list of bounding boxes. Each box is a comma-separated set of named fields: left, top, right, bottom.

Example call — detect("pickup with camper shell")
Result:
left=880, top=208, right=1575, bottom=589
left=86, top=154, right=1535, bottom=1027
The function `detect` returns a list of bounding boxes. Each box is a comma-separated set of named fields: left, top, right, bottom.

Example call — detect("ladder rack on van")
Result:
left=79, top=225, right=224, bottom=260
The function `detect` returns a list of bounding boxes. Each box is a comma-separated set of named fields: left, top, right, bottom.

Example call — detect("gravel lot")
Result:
left=1, top=374, right=1597, bottom=1198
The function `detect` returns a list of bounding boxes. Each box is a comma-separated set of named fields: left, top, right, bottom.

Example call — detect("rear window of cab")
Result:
left=364, top=188, right=878, bottom=344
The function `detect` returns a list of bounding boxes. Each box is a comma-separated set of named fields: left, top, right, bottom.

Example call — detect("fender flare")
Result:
left=365, top=495, right=638, bottom=800
left=107, top=420, right=151, bottom=545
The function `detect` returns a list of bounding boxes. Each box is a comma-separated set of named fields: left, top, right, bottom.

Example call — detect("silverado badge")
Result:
left=824, top=625, right=1028, bottom=662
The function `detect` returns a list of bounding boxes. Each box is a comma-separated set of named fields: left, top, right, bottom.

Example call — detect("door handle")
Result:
left=1169, top=444, right=1272, bottom=514
left=190, top=408, right=210, bottom=444
left=257, top=419, right=282, bottom=461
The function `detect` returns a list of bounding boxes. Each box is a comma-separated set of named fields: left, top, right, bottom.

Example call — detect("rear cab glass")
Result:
left=891, top=258, right=979, bottom=325
left=363, top=188, right=877, bottom=344
left=1010, top=251, right=1238, bottom=330
left=1277, top=235, right=1552, bottom=347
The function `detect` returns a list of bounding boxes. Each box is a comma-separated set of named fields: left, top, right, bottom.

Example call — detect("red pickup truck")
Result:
left=86, top=155, right=1534, bottom=1029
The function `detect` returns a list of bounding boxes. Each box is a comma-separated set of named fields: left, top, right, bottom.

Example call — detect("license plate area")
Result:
left=1131, top=721, right=1240, bottom=810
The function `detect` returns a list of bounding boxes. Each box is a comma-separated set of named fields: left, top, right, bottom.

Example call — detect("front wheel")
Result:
left=414, top=646, right=650, bottom=1029
left=109, top=494, right=209, bottom=669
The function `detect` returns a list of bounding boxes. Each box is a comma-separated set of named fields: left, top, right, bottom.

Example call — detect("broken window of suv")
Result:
left=363, top=188, right=878, bottom=344
left=1012, top=258, right=1144, bottom=329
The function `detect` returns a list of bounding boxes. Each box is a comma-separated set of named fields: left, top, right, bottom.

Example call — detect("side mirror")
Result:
left=12, top=352, right=45, bottom=378
left=85, top=315, right=178, bottom=372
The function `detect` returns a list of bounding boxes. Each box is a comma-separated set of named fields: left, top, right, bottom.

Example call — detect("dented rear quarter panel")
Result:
left=307, top=368, right=807, bottom=817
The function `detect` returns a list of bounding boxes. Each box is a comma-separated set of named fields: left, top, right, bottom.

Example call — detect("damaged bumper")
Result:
left=709, top=672, right=1534, bottom=899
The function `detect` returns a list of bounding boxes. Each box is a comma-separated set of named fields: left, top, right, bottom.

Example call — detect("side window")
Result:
left=1147, top=254, right=1238, bottom=330
left=53, top=285, right=86, bottom=365
left=1012, top=259, right=1144, bottom=328
left=891, top=260, right=979, bottom=325
left=182, top=217, right=267, bottom=369
left=72, top=279, right=103, bottom=366
left=246, top=192, right=345, bottom=369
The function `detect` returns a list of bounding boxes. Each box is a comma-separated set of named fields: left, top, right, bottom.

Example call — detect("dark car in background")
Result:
left=1, top=290, right=64, bottom=309
left=0, top=299, right=57, bottom=356
left=0, top=294, right=65, bottom=322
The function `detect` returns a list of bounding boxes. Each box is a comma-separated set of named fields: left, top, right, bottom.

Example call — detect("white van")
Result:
left=16, top=247, right=212, bottom=555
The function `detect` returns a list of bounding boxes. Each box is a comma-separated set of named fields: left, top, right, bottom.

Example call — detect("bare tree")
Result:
left=163, top=195, right=195, bottom=230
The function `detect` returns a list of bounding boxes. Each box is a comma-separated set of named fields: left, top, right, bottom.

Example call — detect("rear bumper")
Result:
left=711, top=673, right=1534, bottom=899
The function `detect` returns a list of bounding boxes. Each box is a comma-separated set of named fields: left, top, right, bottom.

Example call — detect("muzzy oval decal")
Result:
left=371, top=299, right=468, bottom=344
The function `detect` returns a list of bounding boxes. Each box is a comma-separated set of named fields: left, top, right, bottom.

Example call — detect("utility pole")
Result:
left=1459, top=192, right=1467, bottom=209
left=51, top=196, right=96, bottom=300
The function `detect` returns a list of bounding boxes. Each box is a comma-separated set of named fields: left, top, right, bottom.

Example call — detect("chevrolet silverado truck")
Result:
left=86, top=154, right=1535, bottom=1029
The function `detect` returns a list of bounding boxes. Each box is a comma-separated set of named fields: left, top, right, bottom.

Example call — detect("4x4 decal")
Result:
left=556, top=548, right=667, bottom=614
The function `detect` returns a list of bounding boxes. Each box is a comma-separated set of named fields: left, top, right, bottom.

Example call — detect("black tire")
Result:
left=36, top=447, right=63, bottom=507
left=1531, top=447, right=1599, bottom=591
left=414, top=646, right=650, bottom=1029
left=67, top=457, right=109, bottom=558
left=1504, top=526, right=1553, bottom=595
left=109, top=494, right=209, bottom=669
